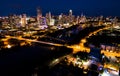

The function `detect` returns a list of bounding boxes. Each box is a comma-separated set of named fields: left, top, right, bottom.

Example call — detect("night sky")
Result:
left=0, top=0, right=120, bottom=16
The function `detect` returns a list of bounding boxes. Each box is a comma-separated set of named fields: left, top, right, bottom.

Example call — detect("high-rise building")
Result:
left=46, top=12, right=53, bottom=25
left=36, top=8, right=48, bottom=29
left=69, top=9, right=74, bottom=23
left=8, top=14, right=21, bottom=28
left=80, top=13, right=87, bottom=23
left=20, top=14, right=27, bottom=27
left=69, top=9, right=72, bottom=16
left=49, top=19, right=55, bottom=26
left=76, top=16, right=80, bottom=24
left=40, top=17, right=47, bottom=26
left=37, top=7, right=42, bottom=17
left=59, top=14, right=62, bottom=20
left=48, top=12, right=52, bottom=22
left=37, top=7, right=42, bottom=26
left=112, top=17, right=118, bottom=26
left=38, top=17, right=48, bottom=29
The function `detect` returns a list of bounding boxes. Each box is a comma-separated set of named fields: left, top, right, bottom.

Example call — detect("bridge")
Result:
left=4, top=35, right=64, bottom=47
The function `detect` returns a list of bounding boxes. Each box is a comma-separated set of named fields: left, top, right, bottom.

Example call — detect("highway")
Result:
left=2, top=25, right=120, bottom=57
left=5, top=35, right=64, bottom=47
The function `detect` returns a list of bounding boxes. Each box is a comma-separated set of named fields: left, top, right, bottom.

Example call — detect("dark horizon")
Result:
left=0, top=0, right=120, bottom=17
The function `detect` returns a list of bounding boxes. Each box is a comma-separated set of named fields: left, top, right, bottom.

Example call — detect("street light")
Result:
left=7, top=44, right=11, bottom=48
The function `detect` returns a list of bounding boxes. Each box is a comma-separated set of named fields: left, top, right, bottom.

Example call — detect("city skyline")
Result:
left=0, top=0, right=120, bottom=76
left=0, top=0, right=120, bottom=16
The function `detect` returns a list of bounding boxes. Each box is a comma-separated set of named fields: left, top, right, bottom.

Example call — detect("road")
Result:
left=2, top=25, right=120, bottom=57
left=69, top=26, right=120, bottom=57
left=5, top=35, right=63, bottom=47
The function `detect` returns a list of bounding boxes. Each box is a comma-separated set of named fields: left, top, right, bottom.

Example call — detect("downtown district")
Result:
left=0, top=9, right=120, bottom=76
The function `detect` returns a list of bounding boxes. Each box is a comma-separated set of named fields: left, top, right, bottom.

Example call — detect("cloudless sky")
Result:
left=0, top=0, right=120, bottom=16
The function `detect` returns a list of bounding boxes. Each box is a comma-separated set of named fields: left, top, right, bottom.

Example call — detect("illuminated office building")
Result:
left=49, top=19, right=55, bottom=26
left=37, top=8, right=42, bottom=26
left=80, top=13, right=87, bottom=23
left=46, top=12, right=53, bottom=25
left=76, top=16, right=80, bottom=24
left=20, top=14, right=27, bottom=27
left=38, top=17, right=48, bottom=29
left=69, top=9, right=74, bottom=23
left=48, top=12, right=52, bottom=22
left=69, top=9, right=73, bottom=16
left=36, top=8, right=48, bottom=29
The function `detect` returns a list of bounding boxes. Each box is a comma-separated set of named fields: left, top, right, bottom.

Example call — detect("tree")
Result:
left=8, top=38, right=20, bottom=46
left=0, top=41, right=4, bottom=48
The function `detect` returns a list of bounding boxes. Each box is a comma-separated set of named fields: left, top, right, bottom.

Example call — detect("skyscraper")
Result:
left=69, top=9, right=72, bottom=16
left=69, top=9, right=73, bottom=23
left=37, top=7, right=42, bottom=17
left=47, top=12, right=53, bottom=25
left=36, top=8, right=48, bottom=29
left=20, top=14, right=27, bottom=27
left=37, top=7, right=42, bottom=26
left=48, top=12, right=51, bottom=22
